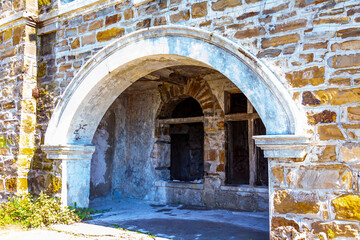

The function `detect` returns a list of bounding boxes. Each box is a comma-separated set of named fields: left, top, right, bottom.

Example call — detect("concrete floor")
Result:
left=87, top=198, right=270, bottom=240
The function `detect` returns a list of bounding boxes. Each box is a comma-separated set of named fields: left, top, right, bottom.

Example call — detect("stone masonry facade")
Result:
left=1, top=0, right=360, bottom=238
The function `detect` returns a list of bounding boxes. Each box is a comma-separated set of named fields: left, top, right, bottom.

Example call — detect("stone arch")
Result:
left=42, top=26, right=308, bottom=207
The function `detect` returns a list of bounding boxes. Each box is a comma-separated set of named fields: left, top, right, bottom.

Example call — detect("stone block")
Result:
left=312, top=221, right=359, bottom=239
left=295, top=0, right=329, bottom=7
left=234, top=27, right=265, bottom=39
left=236, top=11, right=258, bottom=21
left=284, top=45, right=296, bottom=54
left=271, top=166, right=284, bottom=185
left=341, top=143, right=360, bottom=162
left=257, top=49, right=281, bottom=58
left=273, top=190, right=320, bottom=214
left=13, top=26, right=24, bottom=45
left=4, top=29, right=12, bottom=42
left=65, top=28, right=77, bottom=37
left=59, top=63, right=72, bottom=72
left=96, top=27, right=125, bottom=42
left=315, top=145, right=336, bottom=162
left=271, top=217, right=299, bottom=231
left=211, top=0, right=241, bottom=11
left=5, top=178, right=17, bottom=192
left=71, top=37, right=80, bottom=49
left=314, top=17, right=349, bottom=25
left=170, top=10, right=190, bottom=23
left=17, top=178, right=28, bottom=192
left=89, top=19, right=104, bottom=31
left=191, top=2, right=207, bottom=19
left=124, top=8, right=134, bottom=20
left=270, top=19, right=307, bottom=34
left=154, top=17, right=166, bottom=26
left=332, top=194, right=360, bottom=221
left=261, top=34, right=300, bottom=48
left=286, top=66, right=324, bottom=88
left=0, top=47, right=17, bottom=60
left=303, top=89, right=360, bottom=106
left=205, top=149, right=217, bottom=161
left=328, top=53, right=360, bottom=69
left=82, top=33, right=96, bottom=46
left=136, top=18, right=151, bottom=29
left=288, top=165, right=353, bottom=190
left=331, top=40, right=360, bottom=51
left=329, top=78, right=351, bottom=86
left=299, top=53, right=313, bottom=63
left=337, top=28, right=360, bottom=39
left=105, top=14, right=122, bottom=27
left=348, top=106, right=360, bottom=121
left=303, top=42, right=327, bottom=50
left=83, top=12, right=96, bottom=22
left=318, top=124, right=345, bottom=140
left=308, top=110, right=336, bottom=125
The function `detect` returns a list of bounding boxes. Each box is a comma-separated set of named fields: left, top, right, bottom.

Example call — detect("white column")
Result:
left=41, top=145, right=96, bottom=208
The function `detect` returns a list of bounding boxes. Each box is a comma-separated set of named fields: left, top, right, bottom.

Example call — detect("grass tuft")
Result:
left=0, top=193, right=80, bottom=228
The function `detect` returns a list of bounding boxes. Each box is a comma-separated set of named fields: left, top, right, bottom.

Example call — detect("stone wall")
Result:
left=0, top=0, right=38, bottom=199
left=0, top=0, right=359, bottom=238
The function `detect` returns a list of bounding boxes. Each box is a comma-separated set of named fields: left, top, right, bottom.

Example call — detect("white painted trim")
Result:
left=253, top=135, right=310, bottom=158
left=41, top=144, right=96, bottom=160
left=220, top=185, right=268, bottom=194
left=38, top=0, right=123, bottom=23
left=0, top=11, right=37, bottom=31
left=155, top=180, right=204, bottom=190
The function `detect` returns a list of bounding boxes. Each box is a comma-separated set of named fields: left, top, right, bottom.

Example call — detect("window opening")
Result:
left=225, top=92, right=267, bottom=186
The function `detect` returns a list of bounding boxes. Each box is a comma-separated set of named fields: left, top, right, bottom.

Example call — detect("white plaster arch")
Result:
left=45, top=26, right=305, bottom=146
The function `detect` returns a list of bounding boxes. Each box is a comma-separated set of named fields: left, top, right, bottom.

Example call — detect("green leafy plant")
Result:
left=0, top=193, right=80, bottom=228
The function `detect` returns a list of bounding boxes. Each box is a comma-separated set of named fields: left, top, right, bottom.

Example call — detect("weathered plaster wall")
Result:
left=111, top=88, right=159, bottom=200
left=90, top=108, right=115, bottom=200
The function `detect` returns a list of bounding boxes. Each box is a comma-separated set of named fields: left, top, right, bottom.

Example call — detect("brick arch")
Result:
left=156, top=77, right=223, bottom=119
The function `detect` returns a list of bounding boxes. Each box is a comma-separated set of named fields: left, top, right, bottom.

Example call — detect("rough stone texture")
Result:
left=332, top=194, right=360, bottom=221
left=273, top=190, right=320, bottom=214
left=0, top=0, right=360, bottom=238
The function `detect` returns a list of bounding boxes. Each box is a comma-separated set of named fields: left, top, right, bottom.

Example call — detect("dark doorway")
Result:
left=169, top=98, right=204, bottom=182
left=170, top=123, right=204, bottom=181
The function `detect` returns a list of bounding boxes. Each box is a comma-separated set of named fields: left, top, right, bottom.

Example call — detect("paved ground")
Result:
left=0, top=198, right=269, bottom=240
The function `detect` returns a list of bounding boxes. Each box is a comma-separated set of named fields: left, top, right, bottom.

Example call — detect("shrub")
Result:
left=0, top=193, right=80, bottom=228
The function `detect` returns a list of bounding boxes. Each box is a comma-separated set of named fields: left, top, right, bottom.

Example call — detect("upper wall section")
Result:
left=36, top=0, right=360, bottom=145
left=0, top=0, right=25, bottom=20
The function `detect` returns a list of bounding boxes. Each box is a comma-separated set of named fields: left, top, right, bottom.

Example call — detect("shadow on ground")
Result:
left=87, top=198, right=269, bottom=240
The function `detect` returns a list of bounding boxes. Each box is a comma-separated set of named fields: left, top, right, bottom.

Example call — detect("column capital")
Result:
left=41, top=144, right=95, bottom=160
left=253, top=135, right=310, bottom=158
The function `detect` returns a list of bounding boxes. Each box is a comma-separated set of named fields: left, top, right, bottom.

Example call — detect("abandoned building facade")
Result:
left=1, top=0, right=360, bottom=238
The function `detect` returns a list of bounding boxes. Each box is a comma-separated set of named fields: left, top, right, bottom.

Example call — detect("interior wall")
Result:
left=111, top=87, right=161, bottom=200
left=90, top=108, right=116, bottom=200
left=89, top=68, right=268, bottom=211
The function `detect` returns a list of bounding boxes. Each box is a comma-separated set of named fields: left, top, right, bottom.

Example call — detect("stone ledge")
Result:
left=155, top=180, right=204, bottom=190
left=41, top=144, right=96, bottom=160
left=253, top=135, right=310, bottom=158
left=220, top=185, right=269, bottom=194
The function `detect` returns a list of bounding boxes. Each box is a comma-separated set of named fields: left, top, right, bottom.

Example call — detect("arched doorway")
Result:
left=41, top=26, right=306, bottom=208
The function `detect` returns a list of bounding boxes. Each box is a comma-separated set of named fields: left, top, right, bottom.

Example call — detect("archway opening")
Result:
left=89, top=65, right=269, bottom=213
